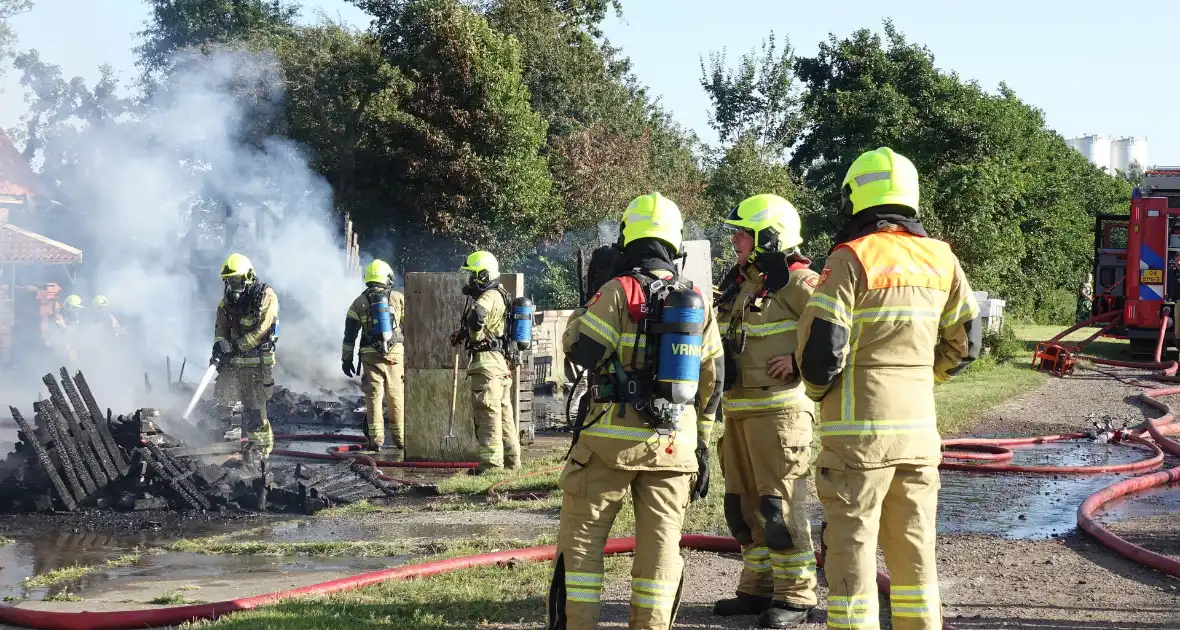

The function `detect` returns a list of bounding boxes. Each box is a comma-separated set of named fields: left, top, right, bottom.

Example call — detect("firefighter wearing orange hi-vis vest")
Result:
left=796, top=147, right=980, bottom=630
left=546, top=192, right=724, bottom=630
left=712, top=193, right=819, bottom=629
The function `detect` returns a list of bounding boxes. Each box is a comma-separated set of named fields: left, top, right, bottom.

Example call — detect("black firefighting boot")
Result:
left=757, top=601, right=811, bottom=629
left=712, top=592, right=772, bottom=616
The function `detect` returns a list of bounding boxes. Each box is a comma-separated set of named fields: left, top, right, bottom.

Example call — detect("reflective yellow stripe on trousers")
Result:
left=889, top=583, right=939, bottom=620
left=631, top=577, right=679, bottom=610
left=769, top=549, right=816, bottom=579
left=742, top=545, right=770, bottom=573
left=827, top=593, right=877, bottom=629
left=566, top=570, right=604, bottom=604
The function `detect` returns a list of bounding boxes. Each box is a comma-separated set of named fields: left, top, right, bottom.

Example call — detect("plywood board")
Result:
left=404, top=272, right=522, bottom=370
left=404, top=272, right=524, bottom=461
left=405, top=367, right=478, bottom=461
left=679, top=239, right=713, bottom=292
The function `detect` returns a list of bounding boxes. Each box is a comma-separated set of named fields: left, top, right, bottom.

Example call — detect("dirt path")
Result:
left=957, top=364, right=1156, bottom=438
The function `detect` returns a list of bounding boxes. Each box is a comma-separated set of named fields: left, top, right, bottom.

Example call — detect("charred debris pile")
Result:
left=0, top=368, right=432, bottom=516
left=175, top=380, right=367, bottom=434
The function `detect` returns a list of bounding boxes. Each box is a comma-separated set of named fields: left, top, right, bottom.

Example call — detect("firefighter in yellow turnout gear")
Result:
left=546, top=192, right=724, bottom=630
left=451, top=250, right=519, bottom=474
left=712, top=194, right=818, bottom=628
left=795, top=148, right=981, bottom=630
left=212, top=253, right=280, bottom=463
left=342, top=260, right=406, bottom=452
left=52, top=295, right=84, bottom=362
left=91, top=296, right=122, bottom=335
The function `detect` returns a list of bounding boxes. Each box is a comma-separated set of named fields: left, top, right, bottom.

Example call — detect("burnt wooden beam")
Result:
left=43, top=373, right=107, bottom=487
left=9, top=407, right=75, bottom=511
left=33, top=400, right=87, bottom=504
left=59, top=368, right=119, bottom=480
left=72, top=370, right=129, bottom=472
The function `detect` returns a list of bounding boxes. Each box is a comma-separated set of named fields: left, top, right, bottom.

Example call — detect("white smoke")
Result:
left=10, top=47, right=362, bottom=423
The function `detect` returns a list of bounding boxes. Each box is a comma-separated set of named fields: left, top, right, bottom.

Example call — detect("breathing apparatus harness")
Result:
left=576, top=266, right=706, bottom=454
left=362, top=284, right=403, bottom=354
left=460, top=283, right=525, bottom=369
left=225, top=280, right=279, bottom=354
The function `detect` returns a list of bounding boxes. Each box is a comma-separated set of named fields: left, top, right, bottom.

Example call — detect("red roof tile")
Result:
left=0, top=128, right=49, bottom=199
left=0, top=224, right=81, bottom=264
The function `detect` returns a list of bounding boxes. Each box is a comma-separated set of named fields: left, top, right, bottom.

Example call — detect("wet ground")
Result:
left=937, top=441, right=1179, bottom=539
left=2, top=365, right=1178, bottom=627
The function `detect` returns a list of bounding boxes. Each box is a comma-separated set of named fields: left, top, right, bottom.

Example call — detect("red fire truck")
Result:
left=1092, top=169, right=1180, bottom=357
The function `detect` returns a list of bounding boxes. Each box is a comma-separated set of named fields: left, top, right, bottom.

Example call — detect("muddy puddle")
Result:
left=0, top=525, right=416, bottom=602
left=937, top=440, right=1167, bottom=539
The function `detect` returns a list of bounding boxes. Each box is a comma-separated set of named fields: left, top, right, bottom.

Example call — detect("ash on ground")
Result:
left=0, top=368, right=431, bottom=517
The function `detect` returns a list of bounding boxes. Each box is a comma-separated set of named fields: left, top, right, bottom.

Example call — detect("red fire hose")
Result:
left=268, top=433, right=478, bottom=469
left=0, top=534, right=958, bottom=630
left=5, top=317, right=1179, bottom=628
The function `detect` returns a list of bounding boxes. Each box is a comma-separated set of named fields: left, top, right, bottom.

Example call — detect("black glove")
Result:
left=449, top=329, right=467, bottom=346
left=342, top=359, right=355, bottom=378
left=691, top=441, right=710, bottom=502
left=210, top=339, right=233, bottom=366
left=718, top=263, right=742, bottom=292
left=722, top=344, right=738, bottom=392
left=755, top=251, right=791, bottom=293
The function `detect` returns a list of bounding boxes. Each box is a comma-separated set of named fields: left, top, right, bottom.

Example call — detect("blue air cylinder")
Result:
left=370, top=291, right=393, bottom=349
left=656, top=288, right=705, bottom=404
left=510, top=296, right=535, bottom=351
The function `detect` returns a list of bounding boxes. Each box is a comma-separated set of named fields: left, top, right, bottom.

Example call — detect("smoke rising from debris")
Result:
left=6, top=47, right=361, bottom=426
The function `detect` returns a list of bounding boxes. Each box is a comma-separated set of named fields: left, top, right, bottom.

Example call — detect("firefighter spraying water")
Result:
left=182, top=363, right=220, bottom=422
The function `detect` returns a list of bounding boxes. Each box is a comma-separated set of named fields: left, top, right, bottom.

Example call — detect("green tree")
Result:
left=364, top=0, right=557, bottom=264
left=13, top=50, right=130, bottom=188
left=0, top=0, right=32, bottom=80
left=699, top=31, right=801, bottom=151
left=135, top=0, right=300, bottom=84
left=247, top=20, right=410, bottom=219
left=790, top=21, right=1130, bottom=322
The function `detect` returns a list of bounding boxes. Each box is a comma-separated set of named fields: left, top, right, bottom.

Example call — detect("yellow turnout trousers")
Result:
left=215, top=364, right=275, bottom=457
left=719, top=412, right=817, bottom=606
left=548, top=443, right=694, bottom=630
left=360, top=353, right=404, bottom=447
left=470, top=372, right=519, bottom=469
left=815, top=463, right=941, bottom=630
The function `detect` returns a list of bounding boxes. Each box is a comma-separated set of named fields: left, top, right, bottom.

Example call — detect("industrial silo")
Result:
left=1127, top=136, right=1148, bottom=171
left=1078, top=134, right=1111, bottom=171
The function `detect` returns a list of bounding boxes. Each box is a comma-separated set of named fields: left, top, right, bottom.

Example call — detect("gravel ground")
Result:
left=954, top=364, right=1157, bottom=438
left=1106, top=514, right=1180, bottom=562
left=571, top=362, right=1180, bottom=629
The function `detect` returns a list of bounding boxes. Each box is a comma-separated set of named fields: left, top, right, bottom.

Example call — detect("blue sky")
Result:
left=2, top=0, right=1175, bottom=164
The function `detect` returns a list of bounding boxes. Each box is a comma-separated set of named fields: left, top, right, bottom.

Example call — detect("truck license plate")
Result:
left=1141, top=269, right=1164, bottom=284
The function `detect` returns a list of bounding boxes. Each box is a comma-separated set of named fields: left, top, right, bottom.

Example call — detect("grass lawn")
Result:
left=186, top=320, right=1129, bottom=629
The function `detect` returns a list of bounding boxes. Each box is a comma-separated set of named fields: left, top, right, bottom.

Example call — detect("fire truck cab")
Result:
left=1093, top=168, right=1180, bottom=357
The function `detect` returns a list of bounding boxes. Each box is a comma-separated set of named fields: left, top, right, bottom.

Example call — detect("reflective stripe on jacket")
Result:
left=796, top=228, right=980, bottom=468
left=215, top=287, right=279, bottom=367
left=562, top=270, right=724, bottom=472
left=717, top=264, right=818, bottom=431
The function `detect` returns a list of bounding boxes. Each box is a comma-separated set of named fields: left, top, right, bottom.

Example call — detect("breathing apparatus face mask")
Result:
left=224, top=275, right=249, bottom=303
left=462, top=270, right=488, bottom=296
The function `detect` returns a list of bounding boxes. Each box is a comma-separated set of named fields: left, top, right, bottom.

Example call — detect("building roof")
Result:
left=0, top=223, right=82, bottom=264
left=0, top=128, right=50, bottom=199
